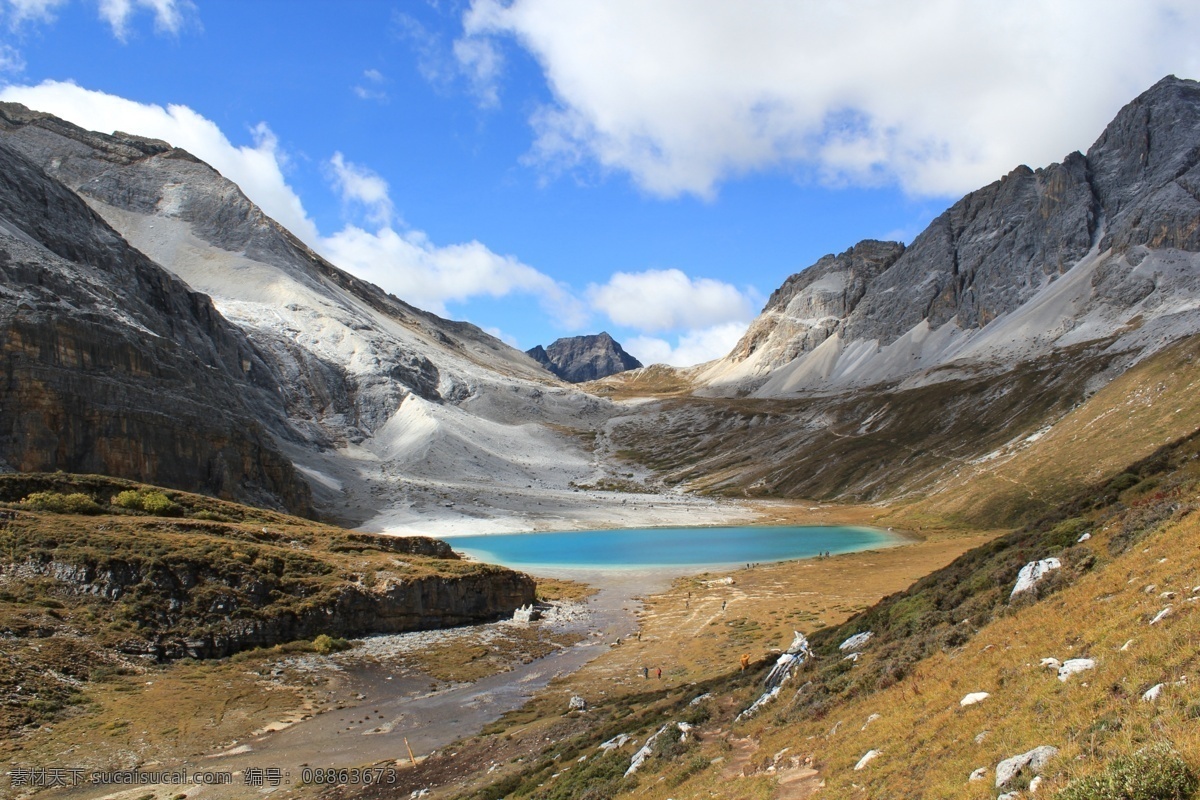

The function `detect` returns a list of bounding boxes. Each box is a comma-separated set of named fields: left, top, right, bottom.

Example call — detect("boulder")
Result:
left=568, top=695, right=587, bottom=712
left=838, top=631, right=874, bottom=652
left=1057, top=658, right=1096, bottom=681
left=996, top=745, right=1058, bottom=789
left=1010, top=559, right=1062, bottom=598
left=960, top=692, right=990, bottom=707
left=854, top=750, right=880, bottom=771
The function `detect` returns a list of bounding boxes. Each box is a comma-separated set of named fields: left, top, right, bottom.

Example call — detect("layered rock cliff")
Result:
left=527, top=332, right=643, bottom=382
left=0, top=139, right=314, bottom=514
left=699, top=76, right=1200, bottom=397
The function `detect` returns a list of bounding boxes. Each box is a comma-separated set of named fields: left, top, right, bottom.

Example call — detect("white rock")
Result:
left=513, top=604, right=542, bottom=623
left=996, top=745, right=1058, bottom=788
left=975, top=731, right=990, bottom=744
left=568, top=695, right=587, bottom=712
left=1120, top=639, right=1134, bottom=651
left=1150, top=606, right=1173, bottom=625
left=1160, top=591, right=1177, bottom=599
left=843, top=652, right=860, bottom=662
left=861, top=713, right=881, bottom=730
left=839, top=632, right=874, bottom=652
left=960, top=692, right=990, bottom=707
left=969, top=767, right=988, bottom=782
left=1011, top=558, right=1062, bottom=598
left=998, top=793, right=1020, bottom=800
left=1077, top=532, right=1092, bottom=542
left=1030, top=775, right=1044, bottom=793
left=599, top=733, right=632, bottom=752
left=854, top=750, right=880, bottom=771
left=1040, top=657, right=1062, bottom=670
left=1142, top=683, right=1165, bottom=702
left=1057, top=658, right=1096, bottom=681
left=625, top=725, right=669, bottom=777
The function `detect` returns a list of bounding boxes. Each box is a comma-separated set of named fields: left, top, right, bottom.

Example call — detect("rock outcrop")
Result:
left=527, top=332, right=643, bottom=382
left=5, top=547, right=535, bottom=660
left=699, top=75, right=1200, bottom=397
left=0, top=138, right=314, bottom=515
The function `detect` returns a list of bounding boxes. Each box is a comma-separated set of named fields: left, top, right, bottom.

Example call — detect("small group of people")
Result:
left=641, top=666, right=663, bottom=679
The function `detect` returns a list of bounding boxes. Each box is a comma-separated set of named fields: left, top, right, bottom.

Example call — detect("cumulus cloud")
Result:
left=587, top=268, right=757, bottom=333
left=318, top=225, right=587, bottom=325
left=98, top=0, right=193, bottom=40
left=328, top=151, right=394, bottom=226
left=625, top=322, right=749, bottom=367
left=460, top=0, right=1200, bottom=198
left=0, top=80, right=319, bottom=243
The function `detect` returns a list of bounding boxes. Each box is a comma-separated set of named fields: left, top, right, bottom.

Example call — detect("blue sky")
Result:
left=2, top=1, right=1199, bottom=365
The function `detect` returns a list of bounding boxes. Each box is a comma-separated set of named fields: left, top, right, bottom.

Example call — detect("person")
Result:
left=656, top=667, right=662, bottom=679
left=642, top=666, right=649, bottom=679
left=721, top=600, right=727, bottom=611
left=740, top=653, right=750, bottom=671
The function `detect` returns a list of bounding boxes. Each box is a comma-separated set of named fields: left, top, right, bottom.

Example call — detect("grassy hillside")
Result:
left=410, top=426, right=1200, bottom=800
left=0, top=474, right=532, bottom=738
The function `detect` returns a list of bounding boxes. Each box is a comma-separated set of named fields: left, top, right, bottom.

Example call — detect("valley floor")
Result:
left=1, top=499, right=992, bottom=800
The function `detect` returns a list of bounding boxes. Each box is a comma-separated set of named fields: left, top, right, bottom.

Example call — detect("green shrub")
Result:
left=21, top=491, right=101, bottom=514
left=109, top=489, right=183, bottom=517
left=1055, top=745, right=1198, bottom=800
left=111, top=490, right=144, bottom=510
left=312, top=634, right=350, bottom=655
left=140, top=491, right=182, bottom=517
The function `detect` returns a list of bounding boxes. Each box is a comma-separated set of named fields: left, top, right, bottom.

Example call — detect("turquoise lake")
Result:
left=441, top=525, right=894, bottom=570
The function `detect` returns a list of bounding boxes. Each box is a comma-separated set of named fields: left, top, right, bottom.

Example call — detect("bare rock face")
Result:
left=727, top=240, right=905, bottom=371
left=527, top=332, right=643, bottom=382
left=703, top=75, right=1200, bottom=397
left=0, top=138, right=314, bottom=515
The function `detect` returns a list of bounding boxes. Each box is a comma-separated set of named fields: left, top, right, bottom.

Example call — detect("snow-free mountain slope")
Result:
left=527, top=332, right=643, bottom=383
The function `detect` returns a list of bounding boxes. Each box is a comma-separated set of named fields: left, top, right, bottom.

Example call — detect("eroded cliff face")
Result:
left=0, top=139, right=314, bottom=515
left=6, top=556, right=534, bottom=659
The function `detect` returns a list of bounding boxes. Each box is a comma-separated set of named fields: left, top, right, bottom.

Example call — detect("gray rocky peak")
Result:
left=527, top=332, right=643, bottom=383
left=700, top=74, right=1200, bottom=397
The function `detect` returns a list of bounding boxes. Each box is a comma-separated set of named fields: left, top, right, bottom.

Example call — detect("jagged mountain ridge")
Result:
left=0, top=102, right=622, bottom=525
left=699, top=75, right=1200, bottom=397
left=0, top=138, right=313, bottom=514
left=527, top=331, right=643, bottom=383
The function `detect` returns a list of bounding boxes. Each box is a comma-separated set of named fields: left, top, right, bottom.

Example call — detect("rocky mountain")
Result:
left=527, top=332, right=643, bottom=382
left=698, top=75, right=1200, bottom=398
left=0, top=137, right=313, bottom=515
left=0, top=102, right=624, bottom=527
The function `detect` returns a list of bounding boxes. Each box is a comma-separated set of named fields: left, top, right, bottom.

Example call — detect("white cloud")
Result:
left=353, top=68, right=388, bottom=102
left=460, top=0, right=1200, bottom=198
left=4, top=0, right=67, bottom=25
left=318, top=225, right=587, bottom=326
left=328, top=151, right=394, bottom=227
left=625, top=322, right=748, bottom=367
left=452, top=33, right=502, bottom=107
left=587, top=268, right=757, bottom=332
left=98, top=0, right=193, bottom=40
left=0, top=43, right=24, bottom=72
